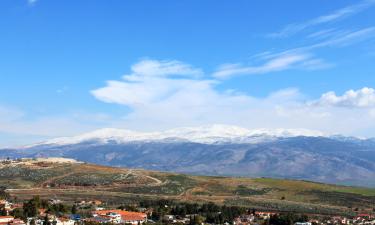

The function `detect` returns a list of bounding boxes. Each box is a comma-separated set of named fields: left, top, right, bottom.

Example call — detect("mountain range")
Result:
left=1, top=125, right=375, bottom=187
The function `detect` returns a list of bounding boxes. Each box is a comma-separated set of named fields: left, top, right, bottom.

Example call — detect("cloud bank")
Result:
left=91, top=59, right=375, bottom=136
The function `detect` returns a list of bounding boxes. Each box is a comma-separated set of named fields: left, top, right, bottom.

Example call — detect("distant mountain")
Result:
left=25, top=124, right=326, bottom=146
left=1, top=125, right=375, bottom=187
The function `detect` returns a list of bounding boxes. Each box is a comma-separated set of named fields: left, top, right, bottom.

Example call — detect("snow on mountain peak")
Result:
left=30, top=124, right=326, bottom=147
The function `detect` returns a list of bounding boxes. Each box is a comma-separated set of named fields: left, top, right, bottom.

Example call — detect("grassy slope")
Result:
left=1, top=160, right=375, bottom=215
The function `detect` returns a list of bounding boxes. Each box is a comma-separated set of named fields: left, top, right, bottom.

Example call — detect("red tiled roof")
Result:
left=94, top=210, right=146, bottom=221
left=10, top=219, right=26, bottom=225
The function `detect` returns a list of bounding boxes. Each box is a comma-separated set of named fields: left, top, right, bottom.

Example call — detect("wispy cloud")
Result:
left=214, top=27, right=375, bottom=79
left=314, top=27, right=375, bottom=48
left=213, top=53, right=318, bottom=78
left=130, top=59, right=203, bottom=78
left=270, top=0, right=375, bottom=38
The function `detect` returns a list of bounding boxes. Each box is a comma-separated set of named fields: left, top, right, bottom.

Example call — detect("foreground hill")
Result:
left=1, top=125, right=375, bottom=187
left=1, top=158, right=375, bottom=216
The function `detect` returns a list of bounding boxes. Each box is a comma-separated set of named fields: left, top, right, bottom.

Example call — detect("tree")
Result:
left=0, top=187, right=10, bottom=200
left=43, top=214, right=51, bottom=225
left=269, top=213, right=309, bottom=225
left=71, top=205, right=77, bottom=214
left=10, top=208, right=24, bottom=220
left=0, top=207, right=7, bottom=216
left=24, top=196, right=42, bottom=217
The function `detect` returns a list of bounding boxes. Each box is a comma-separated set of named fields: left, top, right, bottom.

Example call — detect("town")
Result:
left=0, top=195, right=374, bottom=225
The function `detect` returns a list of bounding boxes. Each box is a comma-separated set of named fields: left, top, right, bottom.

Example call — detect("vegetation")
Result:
left=1, top=159, right=375, bottom=215
left=268, top=213, right=309, bottom=225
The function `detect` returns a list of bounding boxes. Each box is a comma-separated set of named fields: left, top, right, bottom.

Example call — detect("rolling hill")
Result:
left=1, top=158, right=375, bottom=216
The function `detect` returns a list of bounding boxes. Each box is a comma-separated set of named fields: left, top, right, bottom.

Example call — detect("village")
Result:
left=0, top=197, right=375, bottom=225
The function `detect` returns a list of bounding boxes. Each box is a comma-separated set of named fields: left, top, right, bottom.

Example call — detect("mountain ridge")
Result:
left=2, top=125, right=375, bottom=188
left=25, top=124, right=327, bottom=147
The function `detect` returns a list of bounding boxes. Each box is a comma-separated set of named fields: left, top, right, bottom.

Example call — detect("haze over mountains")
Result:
left=1, top=125, right=375, bottom=187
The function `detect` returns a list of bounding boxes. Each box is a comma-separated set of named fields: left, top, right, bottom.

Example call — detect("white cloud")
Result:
left=313, top=88, right=375, bottom=108
left=130, top=59, right=203, bottom=78
left=270, top=0, right=375, bottom=38
left=214, top=26, right=375, bottom=79
left=91, top=59, right=375, bottom=137
left=213, top=53, right=327, bottom=79
left=92, top=60, right=209, bottom=106
left=312, top=27, right=375, bottom=48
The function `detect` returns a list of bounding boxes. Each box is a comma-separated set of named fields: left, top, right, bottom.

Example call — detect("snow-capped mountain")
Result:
left=29, top=124, right=326, bottom=146
left=2, top=125, right=375, bottom=187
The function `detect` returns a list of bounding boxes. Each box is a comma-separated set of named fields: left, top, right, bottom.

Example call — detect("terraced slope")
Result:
left=1, top=158, right=375, bottom=215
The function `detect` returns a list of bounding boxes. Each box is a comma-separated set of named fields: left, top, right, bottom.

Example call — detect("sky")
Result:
left=1, top=0, right=375, bottom=147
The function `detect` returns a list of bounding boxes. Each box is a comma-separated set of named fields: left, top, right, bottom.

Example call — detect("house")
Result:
left=55, top=217, right=75, bottom=225
left=93, top=209, right=147, bottom=225
left=0, top=216, right=14, bottom=225
left=0, top=200, right=11, bottom=210
left=234, top=214, right=255, bottom=225
left=163, top=215, right=175, bottom=222
left=9, top=219, right=26, bottom=225
left=0, top=216, right=14, bottom=224
left=295, top=222, right=312, bottom=225
left=255, top=212, right=277, bottom=220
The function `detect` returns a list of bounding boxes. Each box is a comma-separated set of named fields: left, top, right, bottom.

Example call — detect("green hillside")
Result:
left=1, top=158, right=374, bottom=215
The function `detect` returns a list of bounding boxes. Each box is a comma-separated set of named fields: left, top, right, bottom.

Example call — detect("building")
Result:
left=9, top=219, right=26, bottom=225
left=255, top=212, right=277, bottom=220
left=0, top=216, right=14, bottom=224
left=93, top=210, right=147, bottom=225
left=0, top=200, right=11, bottom=212
left=295, top=222, right=312, bottom=225
left=55, top=218, right=75, bottom=225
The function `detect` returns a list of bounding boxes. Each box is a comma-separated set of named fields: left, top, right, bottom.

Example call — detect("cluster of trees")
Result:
left=138, top=199, right=248, bottom=224
left=267, top=213, right=309, bottom=225
left=136, top=199, right=313, bottom=225
left=10, top=196, right=76, bottom=220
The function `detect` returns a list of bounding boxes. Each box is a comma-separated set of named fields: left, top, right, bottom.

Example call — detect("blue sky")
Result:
left=1, top=0, right=375, bottom=146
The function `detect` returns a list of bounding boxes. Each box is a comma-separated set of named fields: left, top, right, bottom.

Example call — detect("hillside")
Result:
left=1, top=158, right=375, bottom=216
